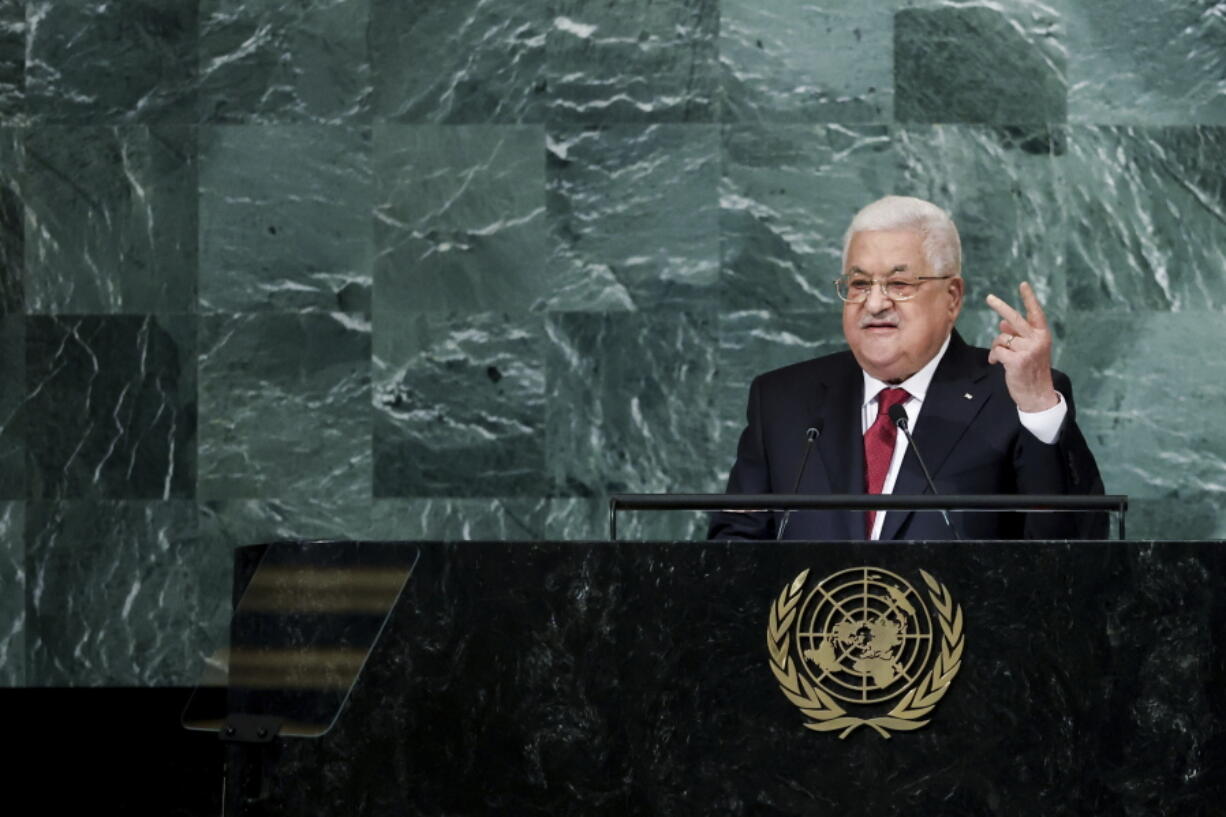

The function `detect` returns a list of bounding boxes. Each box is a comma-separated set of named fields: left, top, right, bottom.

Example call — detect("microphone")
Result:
left=777, top=422, right=822, bottom=540
left=887, top=404, right=961, bottom=541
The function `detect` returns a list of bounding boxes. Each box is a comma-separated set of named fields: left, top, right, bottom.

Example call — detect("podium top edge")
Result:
left=607, top=493, right=1127, bottom=511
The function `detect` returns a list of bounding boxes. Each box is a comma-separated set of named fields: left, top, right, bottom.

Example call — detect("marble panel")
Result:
left=545, top=497, right=598, bottom=539
left=0, top=314, right=23, bottom=498
left=895, top=125, right=1069, bottom=315
left=713, top=310, right=846, bottom=484
left=547, top=496, right=708, bottom=542
left=198, top=125, right=373, bottom=312
left=546, top=310, right=720, bottom=497
left=1065, top=0, right=1226, bottom=125
left=25, top=501, right=223, bottom=686
left=547, top=0, right=719, bottom=123
left=1096, top=544, right=1223, bottom=794
left=1057, top=312, right=1226, bottom=541
left=1064, top=126, right=1226, bottom=310
left=201, top=498, right=374, bottom=552
left=0, top=127, right=22, bottom=313
left=371, top=498, right=548, bottom=541
left=894, top=3, right=1066, bottom=124
left=0, top=4, right=22, bottom=124
left=25, top=315, right=196, bottom=500
left=23, top=126, right=197, bottom=313
left=198, top=0, right=371, bottom=124
left=373, top=125, right=547, bottom=313
left=547, top=124, right=719, bottom=310
left=370, top=0, right=548, bottom=123
left=198, top=312, right=371, bottom=502
left=25, top=0, right=197, bottom=123
left=1128, top=497, right=1225, bottom=542
left=720, top=124, right=893, bottom=311
left=0, top=501, right=22, bottom=685
left=373, top=312, right=545, bottom=497
left=720, top=0, right=893, bottom=123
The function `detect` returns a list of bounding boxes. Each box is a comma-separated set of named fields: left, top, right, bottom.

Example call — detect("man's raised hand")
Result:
left=985, top=282, right=1060, bottom=413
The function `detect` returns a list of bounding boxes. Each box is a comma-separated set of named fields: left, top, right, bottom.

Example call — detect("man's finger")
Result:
left=985, top=294, right=1032, bottom=338
left=999, top=318, right=1026, bottom=337
left=989, top=331, right=1020, bottom=358
left=988, top=344, right=1017, bottom=366
left=1019, top=282, right=1048, bottom=330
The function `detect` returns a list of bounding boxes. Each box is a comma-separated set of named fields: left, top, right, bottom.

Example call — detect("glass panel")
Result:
left=182, top=541, right=419, bottom=738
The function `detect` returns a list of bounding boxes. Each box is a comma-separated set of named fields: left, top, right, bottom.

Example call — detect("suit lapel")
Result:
left=807, top=358, right=863, bottom=541
left=815, top=359, right=864, bottom=495
left=880, top=332, right=992, bottom=541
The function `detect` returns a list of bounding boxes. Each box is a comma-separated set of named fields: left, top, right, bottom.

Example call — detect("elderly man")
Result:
left=708, top=195, right=1104, bottom=541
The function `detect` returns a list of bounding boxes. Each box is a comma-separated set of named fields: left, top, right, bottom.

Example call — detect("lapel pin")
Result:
left=963, top=393, right=973, bottom=400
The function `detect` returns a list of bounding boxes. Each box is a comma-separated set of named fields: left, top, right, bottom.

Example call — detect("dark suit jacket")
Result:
left=708, top=330, right=1106, bottom=540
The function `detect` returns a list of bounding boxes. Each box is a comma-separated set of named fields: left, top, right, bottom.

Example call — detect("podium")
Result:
left=187, top=537, right=1226, bottom=816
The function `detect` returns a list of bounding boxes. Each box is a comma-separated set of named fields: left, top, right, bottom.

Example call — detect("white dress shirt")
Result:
left=861, top=334, right=1068, bottom=540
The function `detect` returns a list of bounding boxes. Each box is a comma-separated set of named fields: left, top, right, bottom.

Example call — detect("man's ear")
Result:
left=947, top=276, right=965, bottom=318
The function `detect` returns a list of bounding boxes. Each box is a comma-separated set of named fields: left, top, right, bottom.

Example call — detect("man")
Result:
left=708, top=195, right=1105, bottom=541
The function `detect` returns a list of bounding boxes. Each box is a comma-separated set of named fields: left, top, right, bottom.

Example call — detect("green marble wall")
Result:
left=0, top=0, right=1222, bottom=686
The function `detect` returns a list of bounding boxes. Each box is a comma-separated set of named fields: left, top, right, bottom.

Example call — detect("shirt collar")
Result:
left=861, top=333, right=952, bottom=408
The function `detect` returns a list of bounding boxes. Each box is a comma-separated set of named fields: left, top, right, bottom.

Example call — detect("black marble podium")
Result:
left=232, top=540, right=1226, bottom=816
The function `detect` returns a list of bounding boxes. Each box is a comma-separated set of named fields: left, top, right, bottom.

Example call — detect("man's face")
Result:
left=841, top=229, right=963, bottom=382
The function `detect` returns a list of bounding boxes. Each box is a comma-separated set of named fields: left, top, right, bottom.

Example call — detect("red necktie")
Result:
left=864, top=388, right=910, bottom=537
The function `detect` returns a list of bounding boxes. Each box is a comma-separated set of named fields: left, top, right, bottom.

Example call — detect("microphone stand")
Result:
left=776, top=426, right=820, bottom=540
left=888, top=404, right=960, bottom=541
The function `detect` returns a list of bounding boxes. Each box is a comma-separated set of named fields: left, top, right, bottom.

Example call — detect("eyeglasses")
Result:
left=833, top=275, right=954, bottom=303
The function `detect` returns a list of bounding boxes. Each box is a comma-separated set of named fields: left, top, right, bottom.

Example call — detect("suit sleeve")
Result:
left=1016, top=371, right=1108, bottom=539
left=707, top=375, right=776, bottom=540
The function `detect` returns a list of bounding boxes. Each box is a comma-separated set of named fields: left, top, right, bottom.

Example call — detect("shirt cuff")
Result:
left=1017, top=391, right=1067, bottom=445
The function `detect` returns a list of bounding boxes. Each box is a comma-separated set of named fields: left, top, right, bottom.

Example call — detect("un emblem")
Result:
left=767, top=566, right=964, bottom=738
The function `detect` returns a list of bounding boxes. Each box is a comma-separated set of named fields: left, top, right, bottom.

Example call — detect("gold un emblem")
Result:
left=767, top=566, right=964, bottom=739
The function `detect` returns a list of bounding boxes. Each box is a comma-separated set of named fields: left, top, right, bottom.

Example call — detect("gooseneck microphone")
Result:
left=887, top=404, right=961, bottom=541
left=776, top=422, right=822, bottom=540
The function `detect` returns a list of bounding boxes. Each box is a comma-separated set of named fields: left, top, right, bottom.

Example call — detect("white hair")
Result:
left=841, top=196, right=962, bottom=277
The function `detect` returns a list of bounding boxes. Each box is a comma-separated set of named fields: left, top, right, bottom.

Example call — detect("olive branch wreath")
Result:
left=766, top=568, right=964, bottom=739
